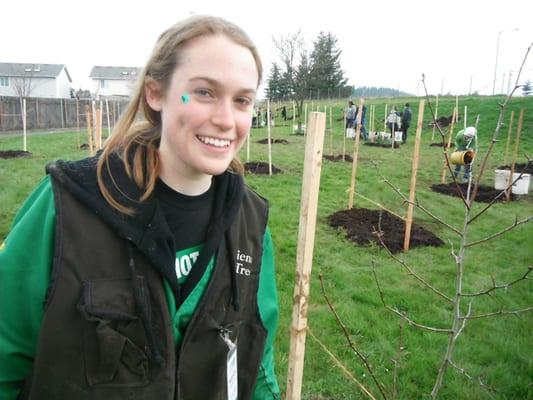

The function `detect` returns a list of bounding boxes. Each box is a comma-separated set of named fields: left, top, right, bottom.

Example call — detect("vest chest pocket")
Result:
left=78, top=278, right=151, bottom=387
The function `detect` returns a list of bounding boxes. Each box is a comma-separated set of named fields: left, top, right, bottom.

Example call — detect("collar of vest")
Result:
left=45, top=151, right=245, bottom=302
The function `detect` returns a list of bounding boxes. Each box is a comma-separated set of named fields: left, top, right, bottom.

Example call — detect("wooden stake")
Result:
left=383, top=104, right=388, bottom=132
left=503, top=110, right=515, bottom=165
left=342, top=109, right=346, bottom=161
left=440, top=107, right=457, bottom=183
left=85, top=105, right=94, bottom=156
left=76, top=98, right=80, bottom=149
left=464, top=105, right=467, bottom=129
left=286, top=111, right=326, bottom=400
left=455, top=95, right=459, bottom=123
left=304, top=103, right=308, bottom=135
left=506, top=109, right=524, bottom=201
left=22, top=98, right=27, bottom=152
left=431, top=95, right=439, bottom=142
left=95, top=107, right=102, bottom=150
left=105, top=99, right=111, bottom=137
left=403, top=100, right=425, bottom=251
left=348, top=98, right=364, bottom=209
left=267, top=99, right=272, bottom=176
left=329, top=106, right=333, bottom=156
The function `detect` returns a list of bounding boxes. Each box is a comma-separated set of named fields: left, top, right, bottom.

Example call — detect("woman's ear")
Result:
left=145, top=77, right=163, bottom=111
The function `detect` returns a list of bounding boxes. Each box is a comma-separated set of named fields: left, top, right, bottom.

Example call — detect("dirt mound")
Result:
left=327, top=208, right=443, bottom=253
left=0, top=150, right=32, bottom=159
left=244, top=162, right=282, bottom=174
left=429, top=142, right=446, bottom=147
left=323, top=154, right=353, bottom=162
left=257, top=138, right=289, bottom=144
left=364, top=142, right=401, bottom=149
left=430, top=183, right=518, bottom=202
left=79, top=143, right=90, bottom=150
left=496, top=162, right=533, bottom=175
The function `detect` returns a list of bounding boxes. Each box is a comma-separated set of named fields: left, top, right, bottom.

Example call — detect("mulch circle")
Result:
left=244, top=161, right=282, bottom=174
left=429, top=142, right=446, bottom=147
left=79, top=143, right=90, bottom=150
left=430, top=183, right=518, bottom=202
left=257, top=138, right=289, bottom=144
left=364, top=142, right=401, bottom=149
left=328, top=208, right=444, bottom=253
left=496, top=162, right=533, bottom=175
left=323, top=154, right=353, bottom=162
left=0, top=150, right=32, bottom=159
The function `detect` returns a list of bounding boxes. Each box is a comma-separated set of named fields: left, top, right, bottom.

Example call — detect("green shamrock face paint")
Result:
left=181, top=93, right=190, bottom=104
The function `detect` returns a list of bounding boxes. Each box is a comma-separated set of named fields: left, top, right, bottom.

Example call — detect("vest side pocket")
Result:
left=78, top=278, right=151, bottom=387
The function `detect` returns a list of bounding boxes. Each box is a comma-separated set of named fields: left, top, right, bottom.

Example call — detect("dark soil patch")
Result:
left=364, top=142, right=401, bottom=149
left=79, top=143, right=90, bottom=150
left=430, top=183, right=518, bottom=202
left=496, top=162, right=533, bottom=175
left=257, top=138, right=289, bottom=144
left=0, top=150, right=32, bottom=159
left=323, top=154, right=353, bottom=162
left=429, top=142, right=446, bottom=147
left=328, top=208, right=444, bottom=253
left=244, top=162, right=282, bottom=174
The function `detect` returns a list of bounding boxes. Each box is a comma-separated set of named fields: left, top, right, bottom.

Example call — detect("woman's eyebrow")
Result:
left=189, top=76, right=256, bottom=95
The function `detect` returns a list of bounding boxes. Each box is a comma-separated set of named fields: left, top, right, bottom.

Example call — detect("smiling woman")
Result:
left=0, top=15, right=281, bottom=400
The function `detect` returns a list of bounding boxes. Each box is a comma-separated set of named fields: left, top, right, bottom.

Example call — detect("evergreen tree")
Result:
left=265, top=63, right=282, bottom=100
left=308, top=32, right=347, bottom=99
left=522, top=79, right=532, bottom=96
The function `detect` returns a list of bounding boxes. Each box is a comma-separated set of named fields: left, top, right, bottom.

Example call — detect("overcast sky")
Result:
left=3, top=0, right=533, bottom=97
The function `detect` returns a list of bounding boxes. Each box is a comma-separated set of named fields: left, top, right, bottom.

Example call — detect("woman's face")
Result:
left=148, top=34, right=258, bottom=182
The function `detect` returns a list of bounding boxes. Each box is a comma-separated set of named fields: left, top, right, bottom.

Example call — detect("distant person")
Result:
left=345, top=100, right=356, bottom=129
left=355, top=104, right=368, bottom=140
left=401, top=103, right=412, bottom=143
left=281, top=105, right=287, bottom=120
left=453, top=126, right=478, bottom=183
left=386, top=106, right=401, bottom=137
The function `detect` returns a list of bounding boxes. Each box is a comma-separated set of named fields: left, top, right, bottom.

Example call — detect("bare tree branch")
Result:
left=461, top=266, right=532, bottom=297
left=448, top=360, right=496, bottom=395
left=421, top=74, right=469, bottom=207
left=372, top=225, right=454, bottom=303
left=468, top=160, right=532, bottom=224
left=465, top=216, right=532, bottom=247
left=471, top=42, right=533, bottom=204
left=459, top=307, right=533, bottom=320
left=454, top=301, right=472, bottom=340
left=370, top=159, right=462, bottom=236
left=391, top=323, right=404, bottom=400
left=307, top=327, right=378, bottom=400
left=319, top=274, right=388, bottom=400
left=372, top=262, right=453, bottom=334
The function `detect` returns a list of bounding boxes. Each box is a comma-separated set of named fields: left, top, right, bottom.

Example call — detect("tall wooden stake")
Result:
left=506, top=109, right=524, bottom=201
left=22, top=98, right=27, bottom=152
left=403, top=100, right=425, bottom=251
left=329, top=106, right=333, bottom=156
left=85, top=105, right=94, bottom=156
left=286, top=112, right=326, bottom=400
left=503, top=110, right=515, bottom=165
left=267, top=99, right=273, bottom=176
left=95, top=107, right=102, bottom=150
left=76, top=98, right=80, bottom=149
left=383, top=104, right=388, bottom=132
left=348, top=98, right=364, bottom=209
left=105, top=99, right=111, bottom=137
left=440, top=107, right=457, bottom=183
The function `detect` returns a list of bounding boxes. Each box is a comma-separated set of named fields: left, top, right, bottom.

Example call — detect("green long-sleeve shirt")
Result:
left=0, top=176, right=280, bottom=399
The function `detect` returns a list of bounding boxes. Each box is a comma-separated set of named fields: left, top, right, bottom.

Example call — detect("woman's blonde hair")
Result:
left=96, top=15, right=262, bottom=214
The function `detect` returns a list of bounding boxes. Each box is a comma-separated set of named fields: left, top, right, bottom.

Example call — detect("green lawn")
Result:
left=1, top=95, right=532, bottom=399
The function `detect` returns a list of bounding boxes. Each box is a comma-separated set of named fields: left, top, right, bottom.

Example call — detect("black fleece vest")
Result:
left=21, top=177, right=269, bottom=400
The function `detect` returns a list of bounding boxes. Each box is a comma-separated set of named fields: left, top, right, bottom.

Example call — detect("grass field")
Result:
left=1, top=95, right=532, bottom=399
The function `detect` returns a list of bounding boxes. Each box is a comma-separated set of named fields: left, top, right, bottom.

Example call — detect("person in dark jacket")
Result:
left=401, top=103, right=412, bottom=143
left=0, top=15, right=280, bottom=400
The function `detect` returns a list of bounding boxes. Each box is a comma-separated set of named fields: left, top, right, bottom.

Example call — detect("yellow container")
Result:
left=450, top=150, right=475, bottom=165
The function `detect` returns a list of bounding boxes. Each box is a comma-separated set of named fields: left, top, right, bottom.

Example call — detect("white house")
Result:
left=89, top=66, right=141, bottom=98
left=0, top=63, right=72, bottom=98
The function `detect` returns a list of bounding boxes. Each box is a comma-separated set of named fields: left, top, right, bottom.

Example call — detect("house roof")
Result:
left=89, top=66, right=142, bottom=80
left=0, top=62, right=72, bottom=82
